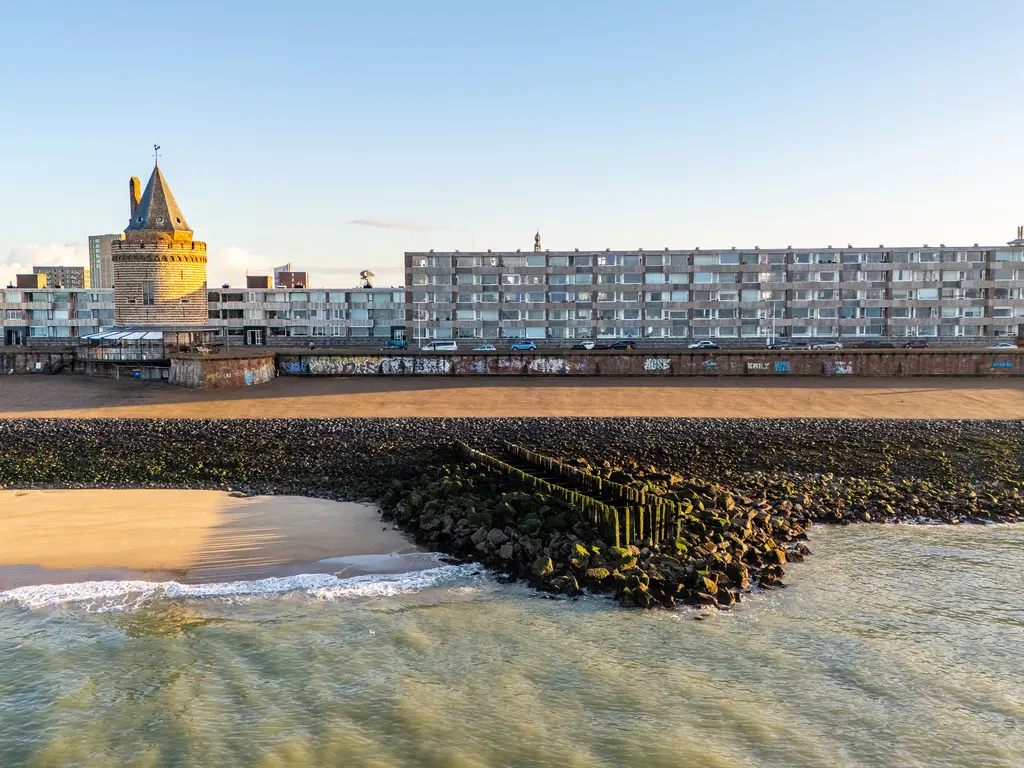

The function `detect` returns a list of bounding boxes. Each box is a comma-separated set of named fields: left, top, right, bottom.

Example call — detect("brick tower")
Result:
left=112, top=161, right=208, bottom=327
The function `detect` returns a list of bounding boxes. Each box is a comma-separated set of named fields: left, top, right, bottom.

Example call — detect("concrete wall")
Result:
left=276, top=350, right=1022, bottom=377
left=169, top=354, right=277, bottom=389
left=0, top=349, right=75, bottom=375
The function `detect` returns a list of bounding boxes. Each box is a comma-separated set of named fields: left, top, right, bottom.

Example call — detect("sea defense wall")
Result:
left=275, top=350, right=1022, bottom=378
left=169, top=353, right=277, bottom=390
left=0, top=349, right=75, bottom=375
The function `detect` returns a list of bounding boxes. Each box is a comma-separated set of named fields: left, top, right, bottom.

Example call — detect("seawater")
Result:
left=1, top=526, right=1022, bottom=768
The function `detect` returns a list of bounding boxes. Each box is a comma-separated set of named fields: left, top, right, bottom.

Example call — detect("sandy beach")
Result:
left=1, top=375, right=1023, bottom=419
left=0, top=489, right=420, bottom=590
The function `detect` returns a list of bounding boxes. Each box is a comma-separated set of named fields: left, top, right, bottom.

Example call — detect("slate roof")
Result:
left=126, top=164, right=191, bottom=234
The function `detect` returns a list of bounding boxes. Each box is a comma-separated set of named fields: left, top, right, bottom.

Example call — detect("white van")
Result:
left=420, top=340, right=458, bottom=352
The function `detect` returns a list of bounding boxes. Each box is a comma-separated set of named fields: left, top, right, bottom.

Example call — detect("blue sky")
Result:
left=1, top=1, right=1022, bottom=287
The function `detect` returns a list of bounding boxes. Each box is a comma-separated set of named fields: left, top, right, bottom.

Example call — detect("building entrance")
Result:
left=246, top=329, right=264, bottom=345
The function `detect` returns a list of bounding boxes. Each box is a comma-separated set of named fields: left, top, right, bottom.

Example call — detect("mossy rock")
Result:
left=531, top=555, right=554, bottom=577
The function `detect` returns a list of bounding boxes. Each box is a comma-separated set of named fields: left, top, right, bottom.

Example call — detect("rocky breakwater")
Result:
left=381, top=455, right=812, bottom=610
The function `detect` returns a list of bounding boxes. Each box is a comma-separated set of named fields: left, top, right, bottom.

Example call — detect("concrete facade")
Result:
left=208, top=286, right=405, bottom=345
left=404, top=238, right=1024, bottom=344
left=89, top=233, right=124, bottom=289
left=0, top=288, right=115, bottom=345
left=33, top=265, right=90, bottom=289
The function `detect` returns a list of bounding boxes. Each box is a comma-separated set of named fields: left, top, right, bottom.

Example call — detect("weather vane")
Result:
left=154, top=144, right=161, bottom=166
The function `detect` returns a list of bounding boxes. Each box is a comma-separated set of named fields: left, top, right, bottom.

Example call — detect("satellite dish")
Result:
left=359, top=270, right=375, bottom=289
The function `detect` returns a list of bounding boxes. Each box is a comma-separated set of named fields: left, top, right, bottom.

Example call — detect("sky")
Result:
left=1, top=0, right=1023, bottom=289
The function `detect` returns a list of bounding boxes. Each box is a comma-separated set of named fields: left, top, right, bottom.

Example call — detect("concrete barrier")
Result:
left=0, top=348, right=75, bottom=375
left=275, top=349, right=1022, bottom=378
left=169, top=353, right=277, bottom=389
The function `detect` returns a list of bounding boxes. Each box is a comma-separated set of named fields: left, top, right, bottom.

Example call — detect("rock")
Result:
left=470, top=527, right=488, bottom=545
left=487, top=528, right=508, bottom=546
left=549, top=573, right=579, bottom=595
left=585, top=567, right=611, bottom=583
left=499, top=543, right=514, bottom=560
left=531, top=555, right=554, bottom=577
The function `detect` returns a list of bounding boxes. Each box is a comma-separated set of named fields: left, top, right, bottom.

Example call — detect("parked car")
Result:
left=509, top=341, right=537, bottom=351
left=420, top=340, right=458, bottom=351
left=571, top=341, right=595, bottom=350
left=610, top=340, right=637, bottom=350
left=811, top=341, right=844, bottom=350
left=856, top=340, right=894, bottom=349
left=687, top=340, right=721, bottom=350
left=986, top=342, right=1018, bottom=350
left=788, top=342, right=811, bottom=350
left=903, top=339, right=929, bottom=349
left=766, top=341, right=793, bottom=350
left=381, top=339, right=407, bottom=350
left=472, top=344, right=496, bottom=351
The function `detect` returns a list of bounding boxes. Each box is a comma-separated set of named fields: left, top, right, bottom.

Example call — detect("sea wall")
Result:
left=0, top=349, right=74, bottom=375
left=276, top=350, right=1022, bottom=377
left=168, top=353, right=277, bottom=390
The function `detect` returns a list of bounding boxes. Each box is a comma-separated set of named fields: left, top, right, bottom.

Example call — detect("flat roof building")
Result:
left=33, top=265, right=89, bottom=289
left=404, top=232, right=1024, bottom=344
left=88, top=234, right=124, bottom=289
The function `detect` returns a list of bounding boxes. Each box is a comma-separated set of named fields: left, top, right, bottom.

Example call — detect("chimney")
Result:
left=129, top=176, right=141, bottom=215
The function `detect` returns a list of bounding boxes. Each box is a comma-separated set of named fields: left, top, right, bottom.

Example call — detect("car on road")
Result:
left=811, top=341, right=844, bottom=350
left=571, top=341, right=595, bottom=350
left=766, top=341, right=793, bottom=350
left=609, top=340, right=637, bottom=350
left=420, top=340, right=458, bottom=351
left=903, top=339, right=929, bottom=349
left=687, top=340, right=721, bottom=350
left=381, top=339, right=407, bottom=350
left=986, top=342, right=1018, bottom=350
left=509, top=341, right=537, bottom=351
left=856, top=340, right=894, bottom=349
left=472, top=344, right=497, bottom=351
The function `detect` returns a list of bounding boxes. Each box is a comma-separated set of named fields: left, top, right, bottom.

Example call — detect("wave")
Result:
left=0, top=563, right=484, bottom=612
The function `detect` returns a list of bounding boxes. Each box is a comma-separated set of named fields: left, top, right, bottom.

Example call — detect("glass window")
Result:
left=142, top=280, right=154, bottom=306
left=644, top=273, right=665, bottom=284
left=693, top=273, right=713, bottom=283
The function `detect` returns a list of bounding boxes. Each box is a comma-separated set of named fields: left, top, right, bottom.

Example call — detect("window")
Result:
left=142, top=280, right=155, bottom=306
left=644, top=273, right=666, bottom=284
left=693, top=272, right=713, bottom=283
left=525, top=255, right=546, bottom=267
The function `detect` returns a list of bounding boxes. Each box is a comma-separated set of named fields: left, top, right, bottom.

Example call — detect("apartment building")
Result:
left=88, top=234, right=124, bottom=289
left=0, top=288, right=115, bottom=345
left=207, top=286, right=405, bottom=345
left=32, top=265, right=90, bottom=289
left=404, top=237, right=1024, bottom=343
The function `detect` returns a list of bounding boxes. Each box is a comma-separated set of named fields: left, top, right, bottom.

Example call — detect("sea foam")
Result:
left=0, top=563, right=484, bottom=612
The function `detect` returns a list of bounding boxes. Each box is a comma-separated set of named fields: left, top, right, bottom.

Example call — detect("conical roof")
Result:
left=126, top=164, right=191, bottom=234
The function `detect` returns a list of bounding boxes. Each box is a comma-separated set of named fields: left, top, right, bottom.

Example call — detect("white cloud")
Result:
left=1, top=243, right=88, bottom=288
left=350, top=218, right=432, bottom=232
left=208, top=245, right=278, bottom=287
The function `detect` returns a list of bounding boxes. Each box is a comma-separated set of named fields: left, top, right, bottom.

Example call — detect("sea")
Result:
left=1, top=524, right=1022, bottom=767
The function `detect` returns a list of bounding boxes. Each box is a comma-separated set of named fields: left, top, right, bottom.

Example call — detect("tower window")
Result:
left=142, top=280, right=155, bottom=305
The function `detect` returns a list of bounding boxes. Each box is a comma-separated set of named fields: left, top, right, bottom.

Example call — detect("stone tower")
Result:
left=112, top=162, right=208, bottom=327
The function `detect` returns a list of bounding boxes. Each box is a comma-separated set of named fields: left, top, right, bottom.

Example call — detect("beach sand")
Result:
left=1, top=375, right=1023, bottom=419
left=0, top=489, right=421, bottom=590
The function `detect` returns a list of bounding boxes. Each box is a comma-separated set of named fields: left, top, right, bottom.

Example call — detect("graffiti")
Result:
left=703, top=359, right=718, bottom=372
left=992, top=361, right=1014, bottom=368
left=380, top=357, right=413, bottom=374
left=244, top=370, right=254, bottom=386
left=281, top=360, right=309, bottom=375
left=643, top=357, right=671, bottom=372
left=415, top=357, right=452, bottom=374
left=528, top=358, right=568, bottom=374
left=825, top=361, right=853, bottom=375
left=746, top=362, right=770, bottom=372
left=462, top=359, right=489, bottom=374
left=774, top=360, right=791, bottom=373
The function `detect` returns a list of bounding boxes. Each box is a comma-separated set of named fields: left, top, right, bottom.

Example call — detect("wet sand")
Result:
left=0, top=490, right=419, bottom=589
left=1, top=375, right=1023, bottom=418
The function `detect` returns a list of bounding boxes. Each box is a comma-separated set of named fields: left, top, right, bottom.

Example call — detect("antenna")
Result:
left=359, top=270, right=375, bottom=289
left=154, top=144, right=161, bottom=166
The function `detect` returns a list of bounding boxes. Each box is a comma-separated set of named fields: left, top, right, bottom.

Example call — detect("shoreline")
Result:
left=0, top=490, right=421, bottom=591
